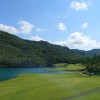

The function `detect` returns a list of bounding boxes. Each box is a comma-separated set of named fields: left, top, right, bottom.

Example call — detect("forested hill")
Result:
left=0, top=31, right=81, bottom=68
left=72, top=49, right=100, bottom=57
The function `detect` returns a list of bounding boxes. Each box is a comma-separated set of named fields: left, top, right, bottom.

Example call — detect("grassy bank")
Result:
left=53, top=63, right=85, bottom=71
left=0, top=72, right=99, bottom=100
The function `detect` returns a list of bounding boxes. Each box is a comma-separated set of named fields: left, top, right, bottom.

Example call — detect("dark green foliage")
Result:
left=81, top=55, right=100, bottom=73
left=0, top=31, right=81, bottom=68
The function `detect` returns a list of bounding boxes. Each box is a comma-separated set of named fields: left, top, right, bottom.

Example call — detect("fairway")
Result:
left=0, top=73, right=100, bottom=100
left=53, top=64, right=85, bottom=71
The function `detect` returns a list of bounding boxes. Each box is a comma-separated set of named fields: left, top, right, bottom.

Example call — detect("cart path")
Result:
left=64, top=87, right=100, bottom=100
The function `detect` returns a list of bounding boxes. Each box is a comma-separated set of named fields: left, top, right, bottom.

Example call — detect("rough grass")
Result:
left=0, top=73, right=99, bottom=100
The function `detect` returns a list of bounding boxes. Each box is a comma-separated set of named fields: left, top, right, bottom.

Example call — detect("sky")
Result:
left=0, top=0, right=100, bottom=50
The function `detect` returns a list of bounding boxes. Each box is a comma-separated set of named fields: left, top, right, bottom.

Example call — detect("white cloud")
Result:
left=81, top=22, right=88, bottom=29
left=70, top=1, right=88, bottom=11
left=54, top=32, right=100, bottom=50
left=30, top=35, right=43, bottom=41
left=0, top=20, right=34, bottom=34
left=18, top=20, right=34, bottom=34
left=36, top=28, right=46, bottom=32
left=57, top=23, right=67, bottom=31
left=0, top=24, right=19, bottom=34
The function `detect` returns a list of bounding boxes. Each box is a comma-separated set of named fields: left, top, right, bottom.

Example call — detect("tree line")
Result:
left=79, top=55, right=100, bottom=75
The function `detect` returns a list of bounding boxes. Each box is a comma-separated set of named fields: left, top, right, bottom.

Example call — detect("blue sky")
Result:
left=0, top=0, right=100, bottom=50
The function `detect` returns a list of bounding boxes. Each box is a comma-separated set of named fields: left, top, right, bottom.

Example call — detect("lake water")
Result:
left=0, top=68, right=68, bottom=81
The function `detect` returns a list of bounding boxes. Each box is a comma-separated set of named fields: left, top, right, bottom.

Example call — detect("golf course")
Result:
left=0, top=0, right=100, bottom=99
left=0, top=64, right=99, bottom=100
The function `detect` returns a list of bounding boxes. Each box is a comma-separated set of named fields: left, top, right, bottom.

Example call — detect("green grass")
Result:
left=53, top=64, right=85, bottom=71
left=0, top=73, right=99, bottom=100
left=73, top=91, right=100, bottom=100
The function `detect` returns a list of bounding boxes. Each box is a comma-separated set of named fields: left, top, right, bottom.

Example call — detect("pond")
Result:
left=0, top=68, right=69, bottom=81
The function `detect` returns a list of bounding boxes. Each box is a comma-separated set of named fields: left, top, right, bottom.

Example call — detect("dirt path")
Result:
left=64, top=87, right=100, bottom=100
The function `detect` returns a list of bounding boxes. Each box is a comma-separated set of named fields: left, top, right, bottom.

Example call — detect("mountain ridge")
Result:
left=0, top=31, right=100, bottom=68
left=72, top=49, right=100, bottom=57
left=0, top=31, right=81, bottom=68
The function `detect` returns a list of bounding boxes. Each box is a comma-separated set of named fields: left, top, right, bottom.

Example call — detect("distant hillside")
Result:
left=72, top=49, right=100, bottom=57
left=71, top=49, right=86, bottom=56
left=86, top=49, right=100, bottom=56
left=0, top=31, right=81, bottom=68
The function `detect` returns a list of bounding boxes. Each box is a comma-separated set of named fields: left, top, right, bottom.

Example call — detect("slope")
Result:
left=0, top=31, right=80, bottom=68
